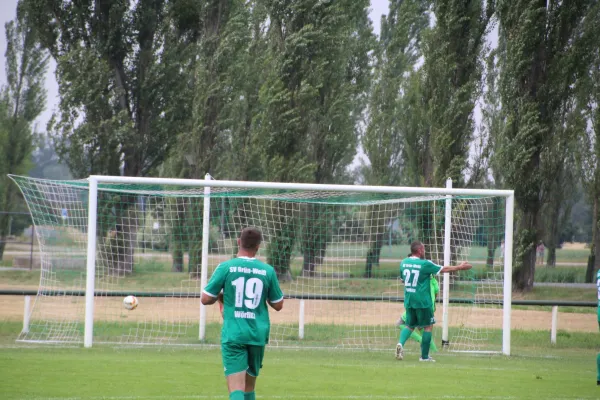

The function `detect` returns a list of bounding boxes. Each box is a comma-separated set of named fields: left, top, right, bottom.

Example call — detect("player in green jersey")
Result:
left=396, top=241, right=472, bottom=362
left=397, top=276, right=439, bottom=352
left=596, top=270, right=600, bottom=386
left=201, top=227, right=284, bottom=400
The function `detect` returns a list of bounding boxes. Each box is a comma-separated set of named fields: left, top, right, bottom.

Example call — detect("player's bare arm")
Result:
left=201, top=291, right=219, bottom=305
left=440, top=261, right=472, bottom=274
left=268, top=299, right=284, bottom=311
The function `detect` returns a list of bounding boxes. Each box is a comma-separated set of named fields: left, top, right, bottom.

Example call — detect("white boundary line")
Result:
left=17, top=396, right=599, bottom=400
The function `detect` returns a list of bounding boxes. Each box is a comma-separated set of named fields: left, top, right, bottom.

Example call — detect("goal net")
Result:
left=10, top=175, right=512, bottom=354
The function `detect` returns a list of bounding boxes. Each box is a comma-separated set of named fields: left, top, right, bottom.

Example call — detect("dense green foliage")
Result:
left=0, top=9, right=47, bottom=261
left=4, top=1, right=600, bottom=288
left=497, top=0, right=596, bottom=289
left=574, top=3, right=600, bottom=282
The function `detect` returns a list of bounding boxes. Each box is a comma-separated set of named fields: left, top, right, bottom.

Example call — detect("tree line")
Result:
left=1, top=0, right=599, bottom=290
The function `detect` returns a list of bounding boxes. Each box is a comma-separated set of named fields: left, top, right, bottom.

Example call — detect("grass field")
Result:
left=1, top=242, right=598, bottom=399
left=0, top=242, right=592, bottom=266
left=1, top=339, right=599, bottom=400
left=0, top=260, right=594, bottom=293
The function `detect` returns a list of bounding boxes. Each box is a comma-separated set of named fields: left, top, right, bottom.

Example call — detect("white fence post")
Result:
left=551, top=306, right=558, bottom=344
left=299, top=300, right=305, bottom=339
left=22, top=295, right=31, bottom=333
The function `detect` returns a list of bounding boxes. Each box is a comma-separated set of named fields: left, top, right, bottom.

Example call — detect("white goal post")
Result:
left=11, top=174, right=514, bottom=354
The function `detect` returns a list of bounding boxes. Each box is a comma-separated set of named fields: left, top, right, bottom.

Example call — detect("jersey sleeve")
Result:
left=267, top=269, right=284, bottom=303
left=423, top=260, right=443, bottom=275
left=203, top=264, right=227, bottom=297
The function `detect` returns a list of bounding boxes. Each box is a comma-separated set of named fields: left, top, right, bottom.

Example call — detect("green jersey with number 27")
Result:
left=203, top=257, right=284, bottom=346
left=400, top=256, right=443, bottom=309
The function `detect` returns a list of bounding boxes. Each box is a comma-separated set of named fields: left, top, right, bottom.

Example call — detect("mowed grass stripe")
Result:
left=0, top=347, right=597, bottom=400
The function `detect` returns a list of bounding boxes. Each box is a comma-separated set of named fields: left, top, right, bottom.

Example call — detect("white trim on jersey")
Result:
left=409, top=256, right=443, bottom=274
left=202, top=289, right=218, bottom=298
left=269, top=296, right=284, bottom=304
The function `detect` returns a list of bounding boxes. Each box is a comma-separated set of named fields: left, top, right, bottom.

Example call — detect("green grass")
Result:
left=0, top=258, right=14, bottom=267
left=514, top=286, right=595, bottom=302
left=0, top=268, right=596, bottom=303
left=2, top=315, right=599, bottom=349
left=535, top=267, right=587, bottom=283
left=323, top=244, right=592, bottom=264
left=0, top=340, right=599, bottom=400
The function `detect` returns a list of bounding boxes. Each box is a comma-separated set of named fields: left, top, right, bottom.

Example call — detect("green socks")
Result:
left=231, top=390, right=255, bottom=399
left=421, top=331, right=432, bottom=360
left=399, top=326, right=438, bottom=353
left=597, top=353, right=600, bottom=383
left=410, top=329, right=423, bottom=343
left=399, top=326, right=413, bottom=346
left=429, top=337, right=438, bottom=353
left=230, top=391, right=245, bottom=400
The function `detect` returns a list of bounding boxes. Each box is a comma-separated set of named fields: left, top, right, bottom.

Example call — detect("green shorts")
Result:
left=405, top=307, right=435, bottom=329
left=597, top=301, right=600, bottom=324
left=221, top=342, right=265, bottom=377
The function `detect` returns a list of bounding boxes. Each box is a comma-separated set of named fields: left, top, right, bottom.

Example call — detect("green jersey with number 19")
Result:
left=400, top=256, right=443, bottom=309
left=203, top=257, right=284, bottom=346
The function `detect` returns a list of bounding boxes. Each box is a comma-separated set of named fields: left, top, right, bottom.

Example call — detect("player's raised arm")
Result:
left=439, top=261, right=472, bottom=274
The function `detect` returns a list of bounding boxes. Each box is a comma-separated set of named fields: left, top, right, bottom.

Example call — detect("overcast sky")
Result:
left=0, top=1, right=390, bottom=133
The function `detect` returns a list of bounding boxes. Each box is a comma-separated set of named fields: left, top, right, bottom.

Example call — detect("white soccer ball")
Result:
left=123, top=295, right=138, bottom=310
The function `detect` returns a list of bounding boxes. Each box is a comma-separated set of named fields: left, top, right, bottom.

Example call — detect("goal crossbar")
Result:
left=88, top=175, right=514, bottom=197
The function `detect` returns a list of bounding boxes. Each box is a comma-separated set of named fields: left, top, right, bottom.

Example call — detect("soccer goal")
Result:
left=10, top=174, right=514, bottom=355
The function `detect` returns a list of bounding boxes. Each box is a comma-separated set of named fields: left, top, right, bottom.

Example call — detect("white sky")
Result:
left=0, top=0, right=390, bottom=133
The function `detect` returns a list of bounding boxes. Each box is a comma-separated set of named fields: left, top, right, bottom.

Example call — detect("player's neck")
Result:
left=237, top=249, right=257, bottom=259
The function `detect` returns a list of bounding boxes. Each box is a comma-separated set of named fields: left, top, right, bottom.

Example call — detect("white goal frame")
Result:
left=83, top=174, right=515, bottom=355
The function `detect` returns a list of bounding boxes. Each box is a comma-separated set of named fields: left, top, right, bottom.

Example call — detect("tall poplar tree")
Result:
left=0, top=11, right=47, bottom=261
left=498, top=0, right=592, bottom=290
left=362, top=0, right=429, bottom=277
left=258, top=0, right=374, bottom=278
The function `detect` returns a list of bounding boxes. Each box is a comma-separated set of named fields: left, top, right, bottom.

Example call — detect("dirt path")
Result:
left=1, top=295, right=596, bottom=332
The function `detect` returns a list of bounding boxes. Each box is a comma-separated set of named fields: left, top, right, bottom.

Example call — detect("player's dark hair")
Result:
left=410, top=241, right=423, bottom=255
left=240, top=227, right=262, bottom=250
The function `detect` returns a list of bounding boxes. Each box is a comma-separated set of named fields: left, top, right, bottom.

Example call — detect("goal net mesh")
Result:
left=10, top=176, right=507, bottom=352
